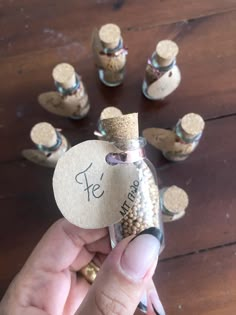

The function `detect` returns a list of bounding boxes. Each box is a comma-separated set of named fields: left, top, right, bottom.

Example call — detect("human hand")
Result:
left=0, top=219, right=165, bottom=315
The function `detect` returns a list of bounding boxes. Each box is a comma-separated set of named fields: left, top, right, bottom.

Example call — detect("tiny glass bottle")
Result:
left=107, top=137, right=164, bottom=251
left=52, top=63, right=90, bottom=119
left=94, top=106, right=123, bottom=139
left=142, top=40, right=181, bottom=100
left=163, top=113, right=205, bottom=161
left=100, top=112, right=164, bottom=249
left=22, top=122, right=70, bottom=168
left=96, top=23, right=127, bottom=87
left=160, top=185, right=189, bottom=222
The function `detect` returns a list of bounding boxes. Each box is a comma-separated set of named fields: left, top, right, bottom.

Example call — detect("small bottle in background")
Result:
left=94, top=106, right=123, bottom=139
left=143, top=113, right=205, bottom=161
left=163, top=113, right=205, bottom=161
left=160, top=185, right=189, bottom=222
left=38, top=63, right=90, bottom=119
left=22, top=122, right=70, bottom=168
left=92, top=23, right=128, bottom=87
left=142, top=40, right=181, bottom=100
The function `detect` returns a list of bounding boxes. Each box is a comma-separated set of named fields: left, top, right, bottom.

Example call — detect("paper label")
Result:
left=22, top=135, right=69, bottom=168
left=53, top=140, right=139, bottom=228
left=38, top=85, right=89, bottom=118
left=143, top=128, right=176, bottom=151
left=147, top=66, right=181, bottom=100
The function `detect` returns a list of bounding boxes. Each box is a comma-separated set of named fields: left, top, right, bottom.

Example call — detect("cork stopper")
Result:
left=181, top=113, right=205, bottom=137
left=155, top=40, right=179, bottom=67
left=163, top=185, right=189, bottom=214
left=30, top=122, right=58, bottom=148
left=101, top=113, right=139, bottom=141
left=100, top=106, right=123, bottom=120
left=52, top=63, right=76, bottom=89
left=99, top=23, right=121, bottom=49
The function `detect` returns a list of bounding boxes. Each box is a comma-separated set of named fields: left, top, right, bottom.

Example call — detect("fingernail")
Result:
left=150, top=290, right=165, bottom=315
left=138, top=293, right=147, bottom=313
left=120, top=228, right=160, bottom=280
left=138, top=301, right=147, bottom=313
left=132, top=227, right=163, bottom=245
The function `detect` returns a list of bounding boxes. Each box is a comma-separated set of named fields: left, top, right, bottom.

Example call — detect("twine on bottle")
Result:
left=37, top=131, right=62, bottom=153
left=100, top=47, right=128, bottom=57
left=147, top=59, right=176, bottom=79
left=55, top=74, right=81, bottom=96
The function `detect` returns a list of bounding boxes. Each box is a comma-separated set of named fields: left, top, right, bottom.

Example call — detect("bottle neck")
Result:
left=55, top=74, right=80, bottom=96
left=150, top=52, right=176, bottom=72
left=106, top=138, right=146, bottom=165
left=97, top=119, right=107, bottom=136
left=101, top=39, right=128, bottom=57
left=36, top=131, right=62, bottom=153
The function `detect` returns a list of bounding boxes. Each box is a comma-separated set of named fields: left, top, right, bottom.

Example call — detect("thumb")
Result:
left=77, top=228, right=161, bottom=315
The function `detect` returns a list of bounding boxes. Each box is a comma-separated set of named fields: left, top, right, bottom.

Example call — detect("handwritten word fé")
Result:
left=75, top=162, right=104, bottom=202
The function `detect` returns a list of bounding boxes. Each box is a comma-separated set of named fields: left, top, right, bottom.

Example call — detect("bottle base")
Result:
left=69, top=104, right=90, bottom=120
left=142, top=81, right=163, bottom=101
left=98, top=69, right=123, bottom=87
left=162, top=151, right=189, bottom=162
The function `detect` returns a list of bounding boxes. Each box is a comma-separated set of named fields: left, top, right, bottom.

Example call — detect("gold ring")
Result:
left=80, top=261, right=100, bottom=284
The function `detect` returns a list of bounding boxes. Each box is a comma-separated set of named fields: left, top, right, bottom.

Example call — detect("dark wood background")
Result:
left=1, top=1, right=236, bottom=314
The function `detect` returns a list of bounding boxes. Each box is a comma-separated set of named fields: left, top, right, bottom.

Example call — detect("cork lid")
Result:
left=155, top=40, right=179, bottom=67
left=100, top=106, right=123, bottom=120
left=30, top=122, right=58, bottom=148
left=101, top=113, right=139, bottom=141
left=163, top=185, right=189, bottom=214
left=181, top=113, right=205, bottom=137
left=99, top=23, right=121, bottom=49
left=52, top=63, right=76, bottom=89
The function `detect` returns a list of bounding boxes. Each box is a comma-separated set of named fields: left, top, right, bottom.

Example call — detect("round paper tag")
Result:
left=53, top=140, right=139, bottom=228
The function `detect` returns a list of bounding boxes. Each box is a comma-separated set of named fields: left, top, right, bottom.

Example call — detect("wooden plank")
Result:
left=0, top=116, right=235, bottom=259
left=159, top=118, right=236, bottom=257
left=1, top=10, right=236, bottom=162
left=157, top=244, right=236, bottom=315
left=1, top=0, right=236, bottom=58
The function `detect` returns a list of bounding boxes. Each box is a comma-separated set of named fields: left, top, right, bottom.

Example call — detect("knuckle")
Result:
left=95, top=289, right=129, bottom=315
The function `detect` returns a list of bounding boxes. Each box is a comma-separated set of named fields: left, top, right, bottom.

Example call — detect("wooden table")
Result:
left=1, top=1, right=236, bottom=314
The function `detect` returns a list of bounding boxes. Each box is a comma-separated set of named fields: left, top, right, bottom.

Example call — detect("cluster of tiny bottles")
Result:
left=21, top=22, right=205, bottom=310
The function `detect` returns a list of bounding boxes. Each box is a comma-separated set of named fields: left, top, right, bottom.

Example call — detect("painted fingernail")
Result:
left=138, top=293, right=147, bottom=313
left=150, top=290, right=166, bottom=315
left=138, top=302, right=147, bottom=313
left=132, top=227, right=163, bottom=244
left=152, top=305, right=161, bottom=315
left=120, top=229, right=160, bottom=280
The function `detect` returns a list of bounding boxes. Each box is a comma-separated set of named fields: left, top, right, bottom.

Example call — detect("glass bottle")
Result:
left=94, top=106, right=123, bottom=139
left=107, top=138, right=164, bottom=251
left=142, top=40, right=181, bottom=100
left=52, top=63, right=90, bottom=119
left=96, top=24, right=127, bottom=87
left=160, top=185, right=189, bottom=222
left=163, top=113, right=205, bottom=161
left=22, top=122, right=70, bottom=168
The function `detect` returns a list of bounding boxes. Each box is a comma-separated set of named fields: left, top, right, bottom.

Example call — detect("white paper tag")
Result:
left=53, top=140, right=139, bottom=228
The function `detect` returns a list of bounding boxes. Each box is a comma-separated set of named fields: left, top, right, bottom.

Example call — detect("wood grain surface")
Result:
left=1, top=1, right=236, bottom=314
